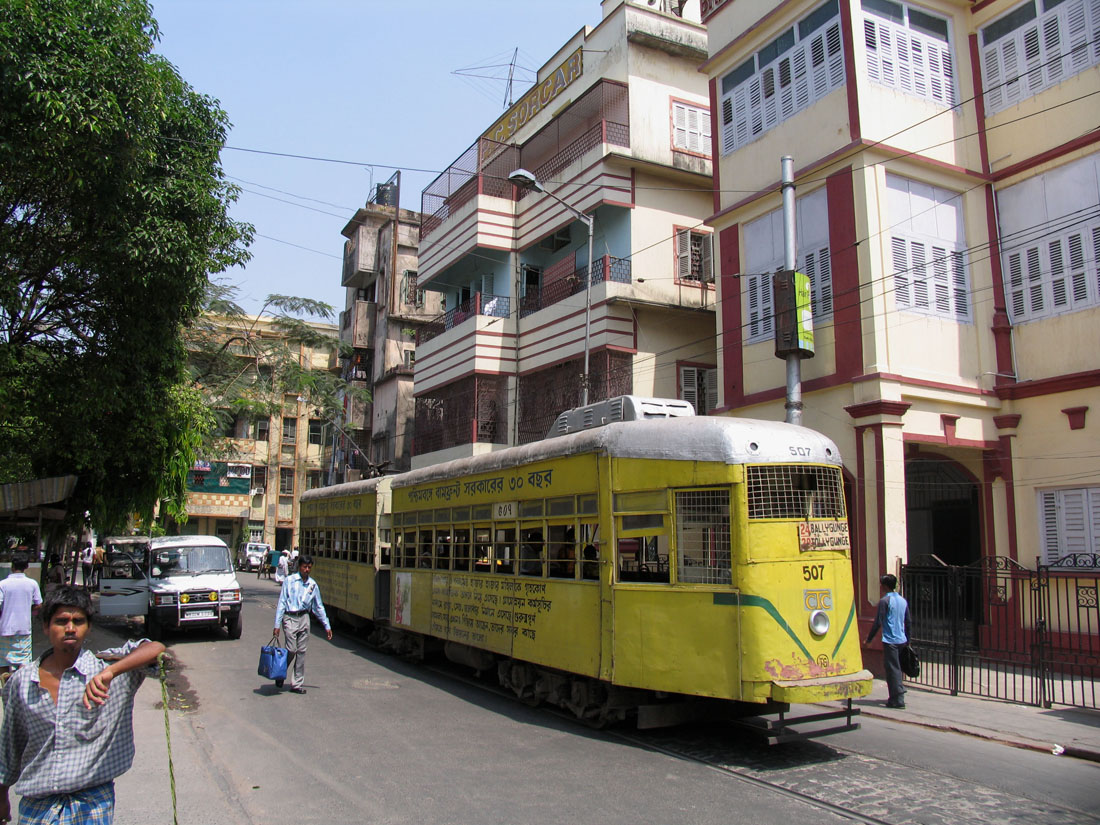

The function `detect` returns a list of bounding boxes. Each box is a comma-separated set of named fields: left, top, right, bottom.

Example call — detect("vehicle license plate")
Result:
left=188, top=609, right=215, bottom=619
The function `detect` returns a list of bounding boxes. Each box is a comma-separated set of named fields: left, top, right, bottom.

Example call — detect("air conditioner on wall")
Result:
left=250, top=487, right=265, bottom=497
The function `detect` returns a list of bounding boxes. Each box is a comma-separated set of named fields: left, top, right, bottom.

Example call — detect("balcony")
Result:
left=421, top=140, right=518, bottom=241
left=339, top=300, right=376, bottom=349
left=519, top=255, right=631, bottom=319
left=417, top=292, right=511, bottom=346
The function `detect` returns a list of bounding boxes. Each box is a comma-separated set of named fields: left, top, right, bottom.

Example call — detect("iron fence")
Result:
left=901, top=554, right=1099, bottom=709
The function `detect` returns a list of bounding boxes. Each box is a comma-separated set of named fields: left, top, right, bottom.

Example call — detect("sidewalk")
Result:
left=854, top=678, right=1100, bottom=762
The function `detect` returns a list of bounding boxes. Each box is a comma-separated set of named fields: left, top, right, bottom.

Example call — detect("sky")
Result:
left=152, top=0, right=600, bottom=316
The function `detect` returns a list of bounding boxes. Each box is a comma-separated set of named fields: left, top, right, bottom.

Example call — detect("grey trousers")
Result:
left=281, top=612, right=310, bottom=689
left=883, top=642, right=906, bottom=705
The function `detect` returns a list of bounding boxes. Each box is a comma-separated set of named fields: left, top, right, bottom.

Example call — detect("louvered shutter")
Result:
left=1094, top=226, right=1100, bottom=300
left=704, top=368, right=718, bottom=413
left=673, top=103, right=688, bottom=151
left=1040, top=490, right=1061, bottom=563
left=700, top=233, right=713, bottom=283
left=1065, top=0, right=1091, bottom=70
left=747, top=272, right=774, bottom=340
left=1043, top=12, right=1064, bottom=83
left=676, top=229, right=690, bottom=281
left=681, top=366, right=699, bottom=413
left=893, top=236, right=911, bottom=309
left=1007, top=249, right=1027, bottom=320
left=931, top=244, right=951, bottom=314
left=982, top=43, right=1005, bottom=112
left=911, top=240, right=930, bottom=309
left=1060, top=488, right=1090, bottom=556
left=951, top=250, right=969, bottom=320
left=1025, top=246, right=1044, bottom=316
left=1050, top=236, right=1069, bottom=308
left=1090, top=488, right=1100, bottom=553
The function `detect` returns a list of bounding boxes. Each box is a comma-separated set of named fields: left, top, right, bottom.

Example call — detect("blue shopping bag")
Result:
left=258, top=635, right=288, bottom=681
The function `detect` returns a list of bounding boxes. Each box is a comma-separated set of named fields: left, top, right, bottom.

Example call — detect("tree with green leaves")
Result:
left=0, top=0, right=252, bottom=532
left=183, top=281, right=368, bottom=477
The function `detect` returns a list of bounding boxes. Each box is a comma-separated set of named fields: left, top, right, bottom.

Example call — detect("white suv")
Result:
left=236, top=542, right=270, bottom=572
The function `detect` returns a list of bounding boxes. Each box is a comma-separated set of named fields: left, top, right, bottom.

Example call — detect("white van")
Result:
left=236, top=541, right=270, bottom=572
left=99, top=535, right=243, bottom=640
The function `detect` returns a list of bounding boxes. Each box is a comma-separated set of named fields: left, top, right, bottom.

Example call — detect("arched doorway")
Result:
left=904, top=455, right=981, bottom=566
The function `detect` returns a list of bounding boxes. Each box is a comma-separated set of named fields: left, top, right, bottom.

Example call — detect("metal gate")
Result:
left=900, top=554, right=1099, bottom=709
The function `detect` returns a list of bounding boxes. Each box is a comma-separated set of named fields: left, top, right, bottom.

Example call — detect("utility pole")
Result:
left=781, top=155, right=803, bottom=426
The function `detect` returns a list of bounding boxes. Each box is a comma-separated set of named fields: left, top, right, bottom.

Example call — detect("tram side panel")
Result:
left=607, top=458, right=745, bottom=700
left=389, top=453, right=605, bottom=679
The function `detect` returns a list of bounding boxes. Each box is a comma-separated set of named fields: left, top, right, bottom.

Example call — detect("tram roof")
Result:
left=392, top=416, right=842, bottom=490
left=300, top=474, right=388, bottom=502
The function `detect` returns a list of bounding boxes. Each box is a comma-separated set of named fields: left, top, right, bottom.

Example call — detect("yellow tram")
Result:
left=300, top=398, right=871, bottom=739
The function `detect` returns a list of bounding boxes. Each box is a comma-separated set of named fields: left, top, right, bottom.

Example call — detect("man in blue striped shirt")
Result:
left=273, top=555, right=331, bottom=694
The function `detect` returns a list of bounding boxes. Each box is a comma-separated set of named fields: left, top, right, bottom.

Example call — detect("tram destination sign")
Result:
left=798, top=521, right=850, bottom=553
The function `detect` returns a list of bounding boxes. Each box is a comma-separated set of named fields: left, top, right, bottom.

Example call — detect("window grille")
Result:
left=981, top=0, right=1100, bottom=116
left=719, top=0, right=844, bottom=154
left=863, top=0, right=955, bottom=106
left=675, top=489, right=731, bottom=584
left=746, top=465, right=846, bottom=520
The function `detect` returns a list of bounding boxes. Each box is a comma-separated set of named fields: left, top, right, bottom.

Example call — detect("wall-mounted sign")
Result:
left=483, top=47, right=583, bottom=144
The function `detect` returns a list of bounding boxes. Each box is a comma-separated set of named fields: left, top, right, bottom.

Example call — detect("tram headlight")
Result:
left=809, top=609, right=830, bottom=636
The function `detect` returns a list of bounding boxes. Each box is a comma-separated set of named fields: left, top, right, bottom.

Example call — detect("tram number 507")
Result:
left=802, top=564, right=825, bottom=581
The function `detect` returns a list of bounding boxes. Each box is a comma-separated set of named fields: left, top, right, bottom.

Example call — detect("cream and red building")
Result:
left=700, top=0, right=1100, bottom=611
left=412, top=0, right=718, bottom=465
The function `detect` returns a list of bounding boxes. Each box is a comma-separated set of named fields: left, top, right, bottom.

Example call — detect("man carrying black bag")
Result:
left=866, top=573, right=911, bottom=709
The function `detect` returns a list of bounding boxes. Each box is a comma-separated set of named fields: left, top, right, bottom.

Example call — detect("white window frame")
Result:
left=1039, top=486, right=1100, bottom=563
left=672, top=100, right=711, bottom=156
left=675, top=228, right=714, bottom=283
left=742, top=187, right=834, bottom=343
left=718, top=0, right=845, bottom=155
left=980, top=0, right=1100, bottom=116
left=862, top=0, right=956, bottom=106
left=887, top=174, right=970, bottom=321
left=680, top=365, right=718, bottom=415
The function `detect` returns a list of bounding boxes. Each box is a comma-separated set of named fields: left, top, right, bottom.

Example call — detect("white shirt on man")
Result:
left=0, top=572, right=43, bottom=636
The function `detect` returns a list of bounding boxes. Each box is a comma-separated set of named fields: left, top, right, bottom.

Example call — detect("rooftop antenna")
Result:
left=452, top=48, right=534, bottom=110
left=504, top=47, right=518, bottom=108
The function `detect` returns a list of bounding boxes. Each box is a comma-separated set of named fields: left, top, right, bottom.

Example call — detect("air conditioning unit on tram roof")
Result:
left=544, top=395, right=694, bottom=439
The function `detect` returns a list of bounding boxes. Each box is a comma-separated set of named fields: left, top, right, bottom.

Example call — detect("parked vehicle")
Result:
left=236, top=541, right=270, bottom=572
left=98, top=535, right=243, bottom=640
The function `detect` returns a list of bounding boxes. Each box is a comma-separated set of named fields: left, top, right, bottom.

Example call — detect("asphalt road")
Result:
left=50, top=578, right=1099, bottom=824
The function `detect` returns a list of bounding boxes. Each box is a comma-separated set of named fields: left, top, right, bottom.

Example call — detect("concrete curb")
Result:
left=858, top=706, right=1100, bottom=764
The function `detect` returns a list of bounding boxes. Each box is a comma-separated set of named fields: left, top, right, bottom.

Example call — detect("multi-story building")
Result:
left=412, top=0, right=717, bottom=466
left=180, top=315, right=340, bottom=551
left=700, top=0, right=1100, bottom=605
left=339, top=178, right=441, bottom=477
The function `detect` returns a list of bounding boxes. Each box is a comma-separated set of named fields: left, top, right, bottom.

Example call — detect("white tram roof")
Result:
left=300, top=474, right=388, bottom=502
left=392, top=414, right=842, bottom=491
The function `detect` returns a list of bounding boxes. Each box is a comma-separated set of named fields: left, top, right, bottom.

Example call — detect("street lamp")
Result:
left=508, top=168, right=595, bottom=407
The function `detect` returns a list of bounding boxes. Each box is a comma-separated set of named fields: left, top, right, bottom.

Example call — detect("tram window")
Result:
left=473, top=505, right=492, bottom=521
left=578, top=495, right=598, bottom=515
left=548, top=524, right=576, bottom=578
left=618, top=534, right=670, bottom=583
left=519, top=528, right=544, bottom=577
left=435, top=508, right=451, bottom=523
left=622, top=513, right=664, bottom=532
left=547, top=497, right=574, bottom=517
left=494, top=527, right=515, bottom=574
left=615, top=490, right=666, bottom=512
left=453, top=529, right=471, bottom=571
left=419, top=529, right=434, bottom=568
left=474, top=528, right=492, bottom=571
left=364, top=531, right=375, bottom=565
left=520, top=500, right=544, bottom=518
left=676, top=489, right=731, bottom=585
left=580, top=523, right=600, bottom=580
left=434, top=532, right=451, bottom=569
left=402, top=530, right=417, bottom=568
left=452, top=506, right=470, bottom=521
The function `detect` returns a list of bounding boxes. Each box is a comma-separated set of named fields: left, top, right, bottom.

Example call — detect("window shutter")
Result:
left=1065, top=0, right=1091, bottom=71
left=1022, top=25, right=1044, bottom=94
left=1043, top=12, right=1064, bottom=83
left=1089, top=488, right=1100, bottom=553
left=951, top=250, right=969, bottom=320
left=704, top=367, right=718, bottom=413
left=1050, top=236, right=1068, bottom=307
left=673, top=103, right=688, bottom=150
left=676, top=229, right=690, bottom=280
left=1094, top=226, right=1100, bottom=300
left=1040, top=490, right=1060, bottom=563
left=931, top=244, right=951, bottom=314
left=1007, top=249, right=1027, bottom=320
left=1060, top=488, right=1089, bottom=555
left=747, top=272, right=774, bottom=340
left=701, top=233, right=713, bottom=283
left=680, top=366, right=699, bottom=413
left=1025, top=246, right=1044, bottom=316
left=892, top=236, right=911, bottom=309
left=982, top=44, right=1005, bottom=112
left=911, top=240, right=930, bottom=309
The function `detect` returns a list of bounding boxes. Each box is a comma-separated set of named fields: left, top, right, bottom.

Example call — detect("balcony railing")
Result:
left=417, top=292, right=511, bottom=345
left=420, top=81, right=630, bottom=240
left=519, top=255, right=631, bottom=319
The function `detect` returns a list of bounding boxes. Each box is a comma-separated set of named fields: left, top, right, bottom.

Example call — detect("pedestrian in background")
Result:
left=0, top=555, right=42, bottom=683
left=0, top=586, right=165, bottom=825
left=80, top=542, right=94, bottom=588
left=273, top=554, right=331, bottom=694
left=92, top=543, right=106, bottom=590
left=866, top=573, right=911, bottom=709
left=44, top=554, right=65, bottom=596
left=275, top=550, right=289, bottom=584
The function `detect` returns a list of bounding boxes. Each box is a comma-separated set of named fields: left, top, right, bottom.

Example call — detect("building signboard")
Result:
left=483, top=47, right=583, bottom=144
